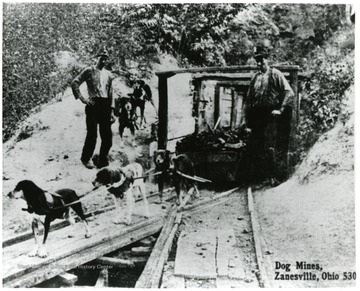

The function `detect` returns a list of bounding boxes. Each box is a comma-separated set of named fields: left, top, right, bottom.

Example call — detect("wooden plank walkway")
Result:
left=3, top=203, right=169, bottom=288
left=217, top=229, right=245, bottom=279
left=174, top=229, right=245, bottom=280
left=174, top=230, right=218, bottom=279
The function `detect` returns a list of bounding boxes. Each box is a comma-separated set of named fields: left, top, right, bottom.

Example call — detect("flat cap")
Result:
left=95, top=47, right=109, bottom=58
left=253, top=45, right=269, bottom=58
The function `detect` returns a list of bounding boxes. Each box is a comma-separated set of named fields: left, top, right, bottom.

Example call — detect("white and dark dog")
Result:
left=117, top=97, right=137, bottom=148
left=7, top=180, right=91, bottom=258
left=93, top=163, right=150, bottom=225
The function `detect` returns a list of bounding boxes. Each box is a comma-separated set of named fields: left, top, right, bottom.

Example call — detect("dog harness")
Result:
left=22, top=191, right=80, bottom=213
left=44, top=191, right=65, bottom=209
left=108, top=170, right=134, bottom=199
left=22, top=191, right=62, bottom=214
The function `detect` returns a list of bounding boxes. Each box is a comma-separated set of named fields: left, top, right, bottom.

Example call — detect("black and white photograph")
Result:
left=2, top=1, right=356, bottom=288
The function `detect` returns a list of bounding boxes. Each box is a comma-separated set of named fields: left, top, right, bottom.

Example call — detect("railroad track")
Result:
left=137, top=186, right=272, bottom=289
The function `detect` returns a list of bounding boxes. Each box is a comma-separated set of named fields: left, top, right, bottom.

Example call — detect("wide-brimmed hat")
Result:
left=253, top=45, right=269, bottom=58
left=95, top=48, right=109, bottom=58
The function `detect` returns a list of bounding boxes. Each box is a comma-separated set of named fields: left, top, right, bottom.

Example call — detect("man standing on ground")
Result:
left=140, top=79, right=157, bottom=116
left=131, top=79, right=146, bottom=129
left=243, top=44, right=295, bottom=185
left=71, top=48, right=115, bottom=169
left=130, top=79, right=157, bottom=129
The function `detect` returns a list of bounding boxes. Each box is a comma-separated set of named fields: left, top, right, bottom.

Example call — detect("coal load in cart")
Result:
left=176, top=128, right=250, bottom=183
left=156, top=66, right=301, bottom=185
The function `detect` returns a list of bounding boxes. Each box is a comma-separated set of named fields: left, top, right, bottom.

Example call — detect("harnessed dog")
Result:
left=153, top=149, right=172, bottom=204
left=117, top=97, right=137, bottom=147
left=92, top=163, right=150, bottom=225
left=7, top=180, right=91, bottom=258
left=154, top=151, right=200, bottom=205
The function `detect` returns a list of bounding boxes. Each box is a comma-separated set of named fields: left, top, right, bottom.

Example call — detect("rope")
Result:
left=166, top=133, right=192, bottom=142
left=133, top=170, right=163, bottom=180
left=175, top=171, right=212, bottom=183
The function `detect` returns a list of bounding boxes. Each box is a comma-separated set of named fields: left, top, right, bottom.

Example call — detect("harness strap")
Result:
left=44, top=191, right=55, bottom=209
left=21, top=194, right=74, bottom=213
left=45, top=191, right=62, bottom=198
left=22, top=207, right=33, bottom=213
left=133, top=171, right=163, bottom=180
left=52, top=200, right=81, bottom=210
left=44, top=190, right=66, bottom=209
left=175, top=171, right=212, bottom=183
left=44, top=190, right=82, bottom=211
left=144, top=168, right=155, bottom=175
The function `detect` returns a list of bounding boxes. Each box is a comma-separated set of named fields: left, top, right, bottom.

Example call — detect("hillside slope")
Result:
left=254, top=86, right=355, bottom=288
left=2, top=54, right=179, bottom=238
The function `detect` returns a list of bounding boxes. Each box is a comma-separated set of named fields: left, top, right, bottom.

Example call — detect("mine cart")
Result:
left=156, top=66, right=301, bottom=183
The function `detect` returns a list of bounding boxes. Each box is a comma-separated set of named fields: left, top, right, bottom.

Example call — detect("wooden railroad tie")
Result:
left=135, top=205, right=182, bottom=288
left=95, top=257, right=136, bottom=269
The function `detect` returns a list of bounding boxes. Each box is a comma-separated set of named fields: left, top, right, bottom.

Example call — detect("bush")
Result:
left=292, top=27, right=354, bottom=167
left=2, top=4, right=84, bottom=142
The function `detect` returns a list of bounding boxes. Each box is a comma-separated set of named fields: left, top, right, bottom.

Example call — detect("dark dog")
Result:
left=118, top=97, right=137, bottom=147
left=92, top=163, right=149, bottom=225
left=172, top=154, right=199, bottom=205
left=153, top=149, right=172, bottom=204
left=7, top=180, right=91, bottom=258
left=129, top=79, right=147, bottom=128
left=154, top=151, right=199, bottom=205
left=132, top=98, right=146, bottom=129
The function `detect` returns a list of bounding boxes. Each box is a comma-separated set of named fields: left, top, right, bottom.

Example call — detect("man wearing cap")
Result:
left=71, top=48, right=115, bottom=169
left=242, top=44, right=295, bottom=185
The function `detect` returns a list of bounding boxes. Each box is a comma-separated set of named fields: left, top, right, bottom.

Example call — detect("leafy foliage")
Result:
left=292, top=28, right=354, bottom=164
left=3, top=3, right=85, bottom=141
left=225, top=4, right=348, bottom=65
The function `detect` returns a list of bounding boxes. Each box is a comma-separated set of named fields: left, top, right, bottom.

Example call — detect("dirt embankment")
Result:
left=254, top=86, right=355, bottom=288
